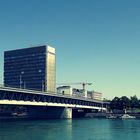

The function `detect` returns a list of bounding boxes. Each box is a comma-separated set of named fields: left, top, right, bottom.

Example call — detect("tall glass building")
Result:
left=4, top=45, right=56, bottom=92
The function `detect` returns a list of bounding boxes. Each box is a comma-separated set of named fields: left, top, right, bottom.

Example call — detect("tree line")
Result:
left=109, top=95, right=140, bottom=110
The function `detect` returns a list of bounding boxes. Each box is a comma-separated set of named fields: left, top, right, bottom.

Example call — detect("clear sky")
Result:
left=0, top=0, right=140, bottom=99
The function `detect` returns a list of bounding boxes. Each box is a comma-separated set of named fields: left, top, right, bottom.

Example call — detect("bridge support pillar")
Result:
left=61, top=107, right=72, bottom=119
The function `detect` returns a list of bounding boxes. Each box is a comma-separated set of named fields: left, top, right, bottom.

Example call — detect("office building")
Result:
left=4, top=45, right=56, bottom=92
left=87, top=91, right=102, bottom=100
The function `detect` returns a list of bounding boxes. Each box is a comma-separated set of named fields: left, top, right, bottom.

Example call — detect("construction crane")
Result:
left=57, top=82, right=92, bottom=97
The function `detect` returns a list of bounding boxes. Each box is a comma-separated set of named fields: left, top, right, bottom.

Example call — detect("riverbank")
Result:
left=85, top=112, right=140, bottom=119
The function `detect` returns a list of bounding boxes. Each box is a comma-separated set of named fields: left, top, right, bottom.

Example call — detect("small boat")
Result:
left=121, top=114, right=136, bottom=119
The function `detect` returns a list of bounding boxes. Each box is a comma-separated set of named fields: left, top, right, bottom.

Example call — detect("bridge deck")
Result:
left=0, top=86, right=109, bottom=110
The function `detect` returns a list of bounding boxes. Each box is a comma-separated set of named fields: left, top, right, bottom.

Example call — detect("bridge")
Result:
left=0, top=86, right=108, bottom=119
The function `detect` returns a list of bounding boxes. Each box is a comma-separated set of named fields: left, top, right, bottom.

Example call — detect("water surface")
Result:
left=0, top=118, right=140, bottom=140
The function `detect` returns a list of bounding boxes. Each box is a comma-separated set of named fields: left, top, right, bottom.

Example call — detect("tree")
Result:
left=120, top=96, right=130, bottom=110
left=130, top=95, right=139, bottom=109
left=110, top=97, right=122, bottom=110
left=110, top=95, right=140, bottom=112
left=110, top=96, right=130, bottom=110
left=103, top=98, right=111, bottom=102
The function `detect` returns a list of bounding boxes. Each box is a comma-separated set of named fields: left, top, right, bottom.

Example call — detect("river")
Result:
left=0, top=118, right=140, bottom=140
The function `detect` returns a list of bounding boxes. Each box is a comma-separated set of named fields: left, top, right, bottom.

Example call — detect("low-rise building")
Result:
left=57, top=86, right=102, bottom=100
left=57, top=86, right=73, bottom=96
left=87, top=91, right=102, bottom=100
left=57, top=86, right=85, bottom=97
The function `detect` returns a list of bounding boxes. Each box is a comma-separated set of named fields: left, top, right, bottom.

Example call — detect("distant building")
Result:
left=87, top=91, right=102, bottom=100
left=57, top=86, right=84, bottom=96
left=72, top=88, right=86, bottom=97
left=57, top=86, right=73, bottom=96
left=4, top=45, right=56, bottom=92
left=57, top=86, right=85, bottom=97
left=92, top=91, right=102, bottom=100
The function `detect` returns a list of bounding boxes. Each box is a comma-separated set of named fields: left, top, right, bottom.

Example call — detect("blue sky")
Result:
left=0, top=0, right=140, bottom=99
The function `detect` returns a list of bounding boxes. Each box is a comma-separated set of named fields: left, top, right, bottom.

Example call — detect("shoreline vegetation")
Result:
left=85, top=95, right=140, bottom=119
left=106, top=95, right=140, bottom=114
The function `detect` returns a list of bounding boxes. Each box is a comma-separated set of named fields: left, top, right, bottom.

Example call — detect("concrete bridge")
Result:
left=0, top=86, right=108, bottom=119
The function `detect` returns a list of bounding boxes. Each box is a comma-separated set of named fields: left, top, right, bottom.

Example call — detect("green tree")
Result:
left=110, top=97, right=123, bottom=110
left=120, top=96, right=130, bottom=110
left=130, top=95, right=139, bottom=109
left=103, top=98, right=111, bottom=102
left=110, top=96, right=130, bottom=110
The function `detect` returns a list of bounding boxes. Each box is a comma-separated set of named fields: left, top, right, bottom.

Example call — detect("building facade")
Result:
left=87, top=91, right=102, bottom=100
left=57, top=86, right=87, bottom=98
left=57, top=86, right=73, bottom=96
left=92, top=91, right=102, bottom=100
left=4, top=45, right=56, bottom=92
